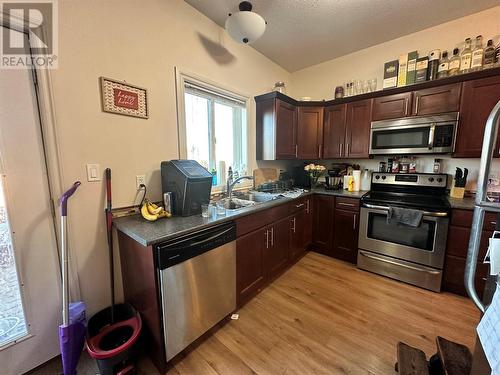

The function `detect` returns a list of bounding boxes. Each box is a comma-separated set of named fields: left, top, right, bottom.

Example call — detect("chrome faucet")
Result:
left=227, top=175, right=253, bottom=202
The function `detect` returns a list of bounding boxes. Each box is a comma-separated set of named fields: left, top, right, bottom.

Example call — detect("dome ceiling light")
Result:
left=225, top=1, right=266, bottom=44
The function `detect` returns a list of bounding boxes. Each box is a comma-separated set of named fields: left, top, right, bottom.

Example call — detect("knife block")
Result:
left=450, top=186, right=465, bottom=199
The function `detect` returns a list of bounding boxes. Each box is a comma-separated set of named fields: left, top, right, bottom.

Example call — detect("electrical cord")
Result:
left=139, top=184, right=147, bottom=207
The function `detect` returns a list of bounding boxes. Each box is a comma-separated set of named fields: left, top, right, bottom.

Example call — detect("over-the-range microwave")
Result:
left=369, top=112, right=459, bottom=155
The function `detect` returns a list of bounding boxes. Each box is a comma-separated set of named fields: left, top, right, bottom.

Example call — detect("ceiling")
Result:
left=185, top=0, right=500, bottom=72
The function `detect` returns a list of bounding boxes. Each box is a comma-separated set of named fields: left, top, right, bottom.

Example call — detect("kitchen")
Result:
left=2, top=1, right=500, bottom=374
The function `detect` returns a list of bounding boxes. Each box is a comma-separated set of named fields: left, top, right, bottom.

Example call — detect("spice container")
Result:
left=379, top=161, right=386, bottom=172
left=334, top=86, right=344, bottom=99
left=387, top=159, right=393, bottom=173
left=391, top=157, right=400, bottom=173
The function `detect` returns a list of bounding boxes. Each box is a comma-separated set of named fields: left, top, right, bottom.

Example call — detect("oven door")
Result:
left=358, top=205, right=449, bottom=268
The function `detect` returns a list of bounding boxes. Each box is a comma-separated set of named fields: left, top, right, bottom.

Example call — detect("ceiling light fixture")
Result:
left=225, top=1, right=266, bottom=44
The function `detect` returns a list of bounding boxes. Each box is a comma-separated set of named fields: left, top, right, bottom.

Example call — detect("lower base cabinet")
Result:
left=236, top=199, right=313, bottom=307
left=312, top=195, right=335, bottom=254
left=332, top=208, right=359, bottom=264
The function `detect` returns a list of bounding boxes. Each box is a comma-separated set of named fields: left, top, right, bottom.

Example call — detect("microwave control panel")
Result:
left=433, top=124, right=455, bottom=147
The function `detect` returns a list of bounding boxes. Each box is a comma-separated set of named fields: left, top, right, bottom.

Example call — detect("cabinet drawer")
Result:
left=450, top=209, right=497, bottom=231
left=289, top=197, right=307, bottom=214
left=442, top=254, right=488, bottom=297
left=236, top=203, right=289, bottom=237
left=335, top=197, right=360, bottom=211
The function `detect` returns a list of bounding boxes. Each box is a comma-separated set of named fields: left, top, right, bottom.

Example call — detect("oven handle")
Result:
left=362, top=203, right=448, bottom=217
left=358, top=251, right=441, bottom=275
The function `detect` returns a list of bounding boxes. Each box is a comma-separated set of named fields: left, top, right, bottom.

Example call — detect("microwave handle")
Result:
left=428, top=124, right=436, bottom=150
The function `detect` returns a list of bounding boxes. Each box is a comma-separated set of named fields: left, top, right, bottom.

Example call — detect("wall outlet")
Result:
left=136, top=175, right=146, bottom=189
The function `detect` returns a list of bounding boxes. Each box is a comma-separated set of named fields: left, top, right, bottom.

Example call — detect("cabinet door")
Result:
left=372, top=92, right=412, bottom=121
left=297, top=106, right=324, bottom=159
left=323, top=104, right=346, bottom=158
left=275, top=99, right=298, bottom=159
left=304, top=197, right=313, bottom=248
left=412, top=83, right=461, bottom=116
left=266, top=217, right=290, bottom=280
left=312, top=195, right=335, bottom=255
left=289, top=210, right=305, bottom=262
left=236, top=229, right=267, bottom=306
left=442, top=255, right=488, bottom=297
left=345, top=99, right=373, bottom=158
left=454, top=76, right=500, bottom=158
left=332, top=208, right=359, bottom=264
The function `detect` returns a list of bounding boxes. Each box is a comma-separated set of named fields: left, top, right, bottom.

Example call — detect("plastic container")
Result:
left=352, top=170, right=361, bottom=192
left=361, top=169, right=371, bottom=191
left=86, top=303, right=142, bottom=375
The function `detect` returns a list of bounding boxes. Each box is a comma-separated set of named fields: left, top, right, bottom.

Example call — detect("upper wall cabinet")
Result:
left=297, top=106, right=324, bottom=159
left=412, top=83, right=461, bottom=116
left=372, top=92, right=412, bottom=121
left=454, top=76, right=500, bottom=158
left=323, top=104, right=346, bottom=158
left=256, top=97, right=297, bottom=160
left=345, top=99, right=373, bottom=158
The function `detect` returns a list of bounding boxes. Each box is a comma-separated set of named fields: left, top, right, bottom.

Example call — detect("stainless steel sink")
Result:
left=220, top=197, right=258, bottom=212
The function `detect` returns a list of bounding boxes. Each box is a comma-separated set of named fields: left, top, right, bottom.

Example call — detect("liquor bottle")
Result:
left=437, top=50, right=449, bottom=79
left=495, top=42, right=500, bottom=68
left=484, top=39, right=496, bottom=69
left=470, top=35, right=484, bottom=71
left=428, top=50, right=440, bottom=80
left=448, top=48, right=461, bottom=76
left=459, top=38, right=472, bottom=74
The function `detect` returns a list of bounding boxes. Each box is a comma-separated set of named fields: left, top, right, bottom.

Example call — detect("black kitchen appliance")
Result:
left=160, top=160, right=212, bottom=216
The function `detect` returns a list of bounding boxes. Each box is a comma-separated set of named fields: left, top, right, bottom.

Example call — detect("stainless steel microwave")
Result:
left=369, top=112, right=459, bottom=155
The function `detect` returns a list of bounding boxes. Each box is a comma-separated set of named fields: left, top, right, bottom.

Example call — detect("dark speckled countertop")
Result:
left=447, top=196, right=476, bottom=210
left=114, top=189, right=368, bottom=246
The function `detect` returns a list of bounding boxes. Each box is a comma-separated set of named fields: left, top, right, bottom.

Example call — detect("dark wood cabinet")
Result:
left=454, top=76, right=500, bottom=158
left=412, top=83, right=461, bottom=116
left=236, top=229, right=267, bottom=306
left=304, top=197, right=313, bottom=247
left=256, top=98, right=297, bottom=160
left=332, top=198, right=359, bottom=264
left=297, top=106, right=324, bottom=159
left=372, top=92, right=412, bottom=121
left=442, top=209, right=492, bottom=297
left=311, top=195, right=335, bottom=255
left=345, top=99, right=373, bottom=158
left=323, top=104, right=346, bottom=158
left=289, top=209, right=305, bottom=262
left=266, top=217, right=291, bottom=280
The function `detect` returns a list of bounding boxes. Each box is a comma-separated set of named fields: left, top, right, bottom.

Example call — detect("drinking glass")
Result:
left=216, top=200, right=226, bottom=216
left=369, top=78, right=377, bottom=92
left=362, top=80, right=370, bottom=93
left=201, top=204, right=210, bottom=218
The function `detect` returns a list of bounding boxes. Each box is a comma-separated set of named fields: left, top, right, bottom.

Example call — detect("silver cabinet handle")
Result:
left=295, top=144, right=298, bottom=158
left=339, top=143, right=343, bottom=157
left=318, top=144, right=322, bottom=158
left=415, top=95, right=420, bottom=114
left=492, top=221, right=497, bottom=225
left=270, top=227, right=274, bottom=246
left=265, top=230, right=269, bottom=249
left=291, top=218, right=296, bottom=233
left=353, top=214, right=356, bottom=230
left=306, top=199, right=310, bottom=213
left=296, top=203, right=305, bottom=208
left=346, top=143, right=349, bottom=156
left=404, top=97, right=409, bottom=116
left=428, top=123, right=435, bottom=150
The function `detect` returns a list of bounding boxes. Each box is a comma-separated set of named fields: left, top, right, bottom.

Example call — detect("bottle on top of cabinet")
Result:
left=437, top=51, right=449, bottom=79
left=428, top=50, right=440, bottom=80
left=494, top=42, right=500, bottom=68
left=448, top=48, right=461, bottom=76
left=460, top=38, right=472, bottom=74
left=484, top=39, right=496, bottom=69
left=470, top=35, right=484, bottom=71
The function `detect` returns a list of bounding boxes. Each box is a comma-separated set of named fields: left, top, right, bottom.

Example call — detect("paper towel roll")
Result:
left=353, top=170, right=361, bottom=192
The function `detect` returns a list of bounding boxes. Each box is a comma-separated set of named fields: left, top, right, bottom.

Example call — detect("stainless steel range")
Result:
left=357, top=172, right=450, bottom=292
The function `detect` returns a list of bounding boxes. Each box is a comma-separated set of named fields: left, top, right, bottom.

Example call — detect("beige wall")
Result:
left=290, top=6, right=500, bottom=100
left=51, top=0, right=290, bottom=315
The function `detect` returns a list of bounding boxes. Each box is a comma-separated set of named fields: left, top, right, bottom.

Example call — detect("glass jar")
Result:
left=273, top=81, right=286, bottom=95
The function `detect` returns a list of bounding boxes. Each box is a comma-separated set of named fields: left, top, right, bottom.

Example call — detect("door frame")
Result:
left=0, top=3, right=81, bottom=329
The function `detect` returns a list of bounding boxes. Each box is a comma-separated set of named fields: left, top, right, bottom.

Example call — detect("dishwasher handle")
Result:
left=157, top=222, right=236, bottom=270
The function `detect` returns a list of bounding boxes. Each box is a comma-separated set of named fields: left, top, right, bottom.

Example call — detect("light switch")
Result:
left=86, top=164, right=101, bottom=182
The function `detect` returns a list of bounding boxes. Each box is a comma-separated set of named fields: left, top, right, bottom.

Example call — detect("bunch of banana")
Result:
left=140, top=199, right=172, bottom=221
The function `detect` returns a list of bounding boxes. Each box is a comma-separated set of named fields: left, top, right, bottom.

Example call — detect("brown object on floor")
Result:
left=436, top=336, right=472, bottom=375
left=396, top=342, right=429, bottom=375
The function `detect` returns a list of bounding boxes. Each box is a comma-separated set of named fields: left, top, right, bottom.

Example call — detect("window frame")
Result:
left=175, top=68, right=251, bottom=191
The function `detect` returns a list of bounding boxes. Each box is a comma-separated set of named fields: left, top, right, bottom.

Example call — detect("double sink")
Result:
left=220, top=191, right=279, bottom=212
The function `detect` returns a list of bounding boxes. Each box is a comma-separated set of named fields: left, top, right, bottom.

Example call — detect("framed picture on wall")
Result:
left=100, top=77, right=148, bottom=119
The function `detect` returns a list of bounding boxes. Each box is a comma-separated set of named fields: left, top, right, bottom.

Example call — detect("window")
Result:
left=179, top=75, right=248, bottom=187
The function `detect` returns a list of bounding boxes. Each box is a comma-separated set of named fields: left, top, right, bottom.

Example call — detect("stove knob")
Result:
left=437, top=177, right=443, bottom=183
left=375, top=175, right=380, bottom=180
left=381, top=175, right=387, bottom=180
left=428, top=177, right=435, bottom=182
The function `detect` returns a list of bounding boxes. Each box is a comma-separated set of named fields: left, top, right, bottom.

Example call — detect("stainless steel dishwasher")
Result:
left=156, top=221, right=236, bottom=361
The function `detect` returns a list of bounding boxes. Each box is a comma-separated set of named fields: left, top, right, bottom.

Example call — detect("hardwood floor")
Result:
left=31, top=252, right=479, bottom=375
